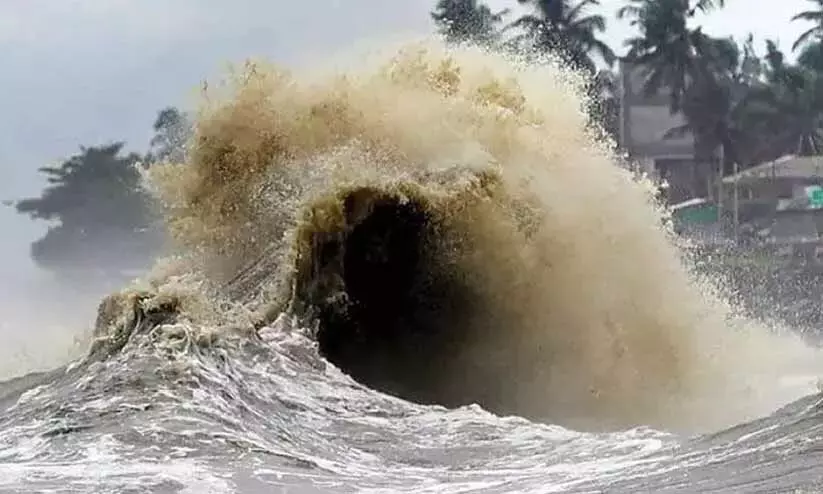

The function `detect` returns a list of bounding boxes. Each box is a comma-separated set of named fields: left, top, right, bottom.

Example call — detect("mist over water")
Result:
left=127, top=39, right=823, bottom=434
left=0, top=275, right=92, bottom=381
left=0, top=219, right=155, bottom=381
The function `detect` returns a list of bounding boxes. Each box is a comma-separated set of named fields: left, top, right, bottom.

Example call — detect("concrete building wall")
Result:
left=618, top=61, right=698, bottom=203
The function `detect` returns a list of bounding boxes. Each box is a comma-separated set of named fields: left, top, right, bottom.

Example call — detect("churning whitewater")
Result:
left=2, top=40, right=823, bottom=493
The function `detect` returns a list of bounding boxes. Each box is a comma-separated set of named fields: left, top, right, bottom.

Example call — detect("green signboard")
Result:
left=673, top=204, right=718, bottom=224
left=807, top=185, right=823, bottom=208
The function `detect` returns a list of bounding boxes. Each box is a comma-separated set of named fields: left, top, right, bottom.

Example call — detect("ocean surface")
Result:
left=2, top=40, right=823, bottom=493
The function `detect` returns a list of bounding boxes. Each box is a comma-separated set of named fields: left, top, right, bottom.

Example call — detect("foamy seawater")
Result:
left=1, top=38, right=823, bottom=493
left=0, top=316, right=821, bottom=493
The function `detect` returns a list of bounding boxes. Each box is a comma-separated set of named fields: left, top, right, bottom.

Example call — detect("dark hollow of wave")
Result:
left=295, top=187, right=490, bottom=410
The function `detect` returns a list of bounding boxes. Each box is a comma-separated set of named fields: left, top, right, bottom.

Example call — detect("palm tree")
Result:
left=431, top=0, right=508, bottom=46
left=744, top=41, right=823, bottom=157
left=617, top=0, right=724, bottom=22
left=618, top=0, right=730, bottom=197
left=690, top=0, right=725, bottom=14
left=508, top=0, right=615, bottom=74
left=618, top=0, right=727, bottom=112
left=587, top=69, right=621, bottom=140
left=666, top=37, right=769, bottom=173
left=796, top=39, right=823, bottom=72
left=792, top=0, right=823, bottom=51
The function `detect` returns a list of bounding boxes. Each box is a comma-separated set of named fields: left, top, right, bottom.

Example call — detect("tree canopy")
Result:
left=509, top=0, right=615, bottom=74
left=11, top=107, right=190, bottom=280
left=148, top=106, right=192, bottom=164
left=431, top=0, right=508, bottom=46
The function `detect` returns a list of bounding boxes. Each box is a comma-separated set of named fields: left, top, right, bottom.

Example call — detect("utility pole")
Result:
left=716, top=145, right=724, bottom=222
left=733, top=161, right=740, bottom=243
left=618, top=62, right=628, bottom=155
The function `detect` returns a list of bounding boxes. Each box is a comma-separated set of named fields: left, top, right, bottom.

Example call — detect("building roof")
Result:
left=722, top=155, right=823, bottom=184
left=670, top=197, right=710, bottom=211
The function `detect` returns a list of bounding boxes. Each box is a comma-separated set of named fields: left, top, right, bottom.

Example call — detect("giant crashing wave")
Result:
left=88, top=42, right=823, bottom=435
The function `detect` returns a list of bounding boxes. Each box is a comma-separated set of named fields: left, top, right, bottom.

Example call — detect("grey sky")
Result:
left=0, top=0, right=814, bottom=280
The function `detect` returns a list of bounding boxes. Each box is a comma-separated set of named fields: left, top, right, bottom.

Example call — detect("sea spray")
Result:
left=127, top=40, right=823, bottom=433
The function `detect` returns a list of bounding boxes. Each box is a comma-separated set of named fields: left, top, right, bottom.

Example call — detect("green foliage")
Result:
left=508, top=0, right=615, bottom=74
left=147, top=106, right=192, bottom=164
left=431, top=0, right=508, bottom=46
left=586, top=69, right=620, bottom=141
left=797, top=40, right=823, bottom=72
left=618, top=0, right=727, bottom=113
left=745, top=44, right=823, bottom=157
left=11, top=106, right=196, bottom=278
left=617, top=0, right=735, bottom=195
left=615, top=0, right=823, bottom=174
left=17, top=144, right=147, bottom=226
left=792, top=0, right=823, bottom=51
left=15, top=143, right=161, bottom=276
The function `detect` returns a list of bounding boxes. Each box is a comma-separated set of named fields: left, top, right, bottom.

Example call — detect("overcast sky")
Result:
left=0, top=0, right=813, bottom=280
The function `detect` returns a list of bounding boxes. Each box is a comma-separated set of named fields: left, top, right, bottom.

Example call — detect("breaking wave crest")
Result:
left=100, top=40, right=823, bottom=434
